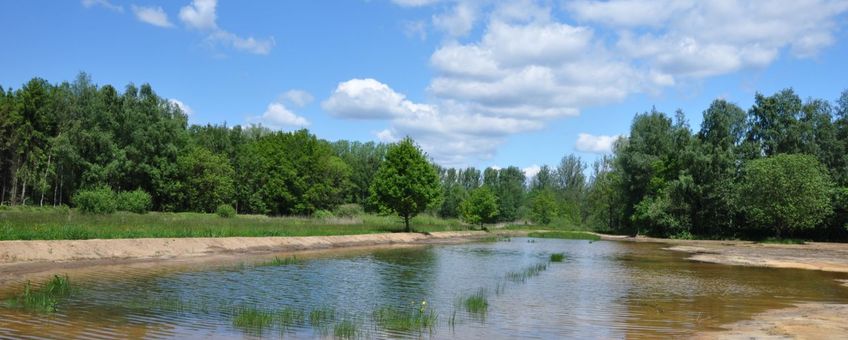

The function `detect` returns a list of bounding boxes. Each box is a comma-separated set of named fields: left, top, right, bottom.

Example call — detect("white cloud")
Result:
left=376, top=129, right=398, bottom=143
left=179, top=0, right=274, bottom=55
left=250, top=102, right=309, bottom=129
left=179, top=0, right=217, bottom=30
left=281, top=90, right=314, bottom=107
left=432, top=3, right=476, bottom=37
left=131, top=5, right=174, bottom=28
left=575, top=133, right=620, bottom=154
left=81, top=0, right=123, bottom=12
left=169, top=99, right=194, bottom=116
left=522, top=165, right=541, bottom=179
left=375, top=0, right=848, bottom=166
left=322, top=78, right=432, bottom=119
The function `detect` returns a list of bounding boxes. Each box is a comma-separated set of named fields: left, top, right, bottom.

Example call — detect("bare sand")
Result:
left=693, top=303, right=848, bottom=340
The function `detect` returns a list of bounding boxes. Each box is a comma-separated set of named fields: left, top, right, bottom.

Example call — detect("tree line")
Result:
left=2, top=74, right=847, bottom=240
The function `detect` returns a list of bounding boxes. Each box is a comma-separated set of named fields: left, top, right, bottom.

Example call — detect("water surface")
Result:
left=2, top=238, right=847, bottom=339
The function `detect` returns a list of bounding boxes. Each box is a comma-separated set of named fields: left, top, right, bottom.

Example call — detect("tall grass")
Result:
left=461, top=289, right=488, bottom=315
left=0, top=207, right=466, bottom=240
left=5, top=275, right=72, bottom=313
left=373, top=303, right=438, bottom=332
left=505, top=263, right=549, bottom=283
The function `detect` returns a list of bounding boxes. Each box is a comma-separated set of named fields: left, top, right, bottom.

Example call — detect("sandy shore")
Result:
left=0, top=231, right=512, bottom=287
left=595, top=234, right=848, bottom=338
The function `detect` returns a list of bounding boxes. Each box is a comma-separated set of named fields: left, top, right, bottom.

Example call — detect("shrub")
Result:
left=334, top=204, right=363, bottom=218
left=216, top=204, right=237, bottom=218
left=73, top=186, right=117, bottom=214
left=313, top=209, right=334, bottom=219
left=116, top=189, right=151, bottom=214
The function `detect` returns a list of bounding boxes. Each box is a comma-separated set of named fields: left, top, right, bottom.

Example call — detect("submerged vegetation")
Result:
left=506, top=263, right=549, bottom=283
left=5, top=275, right=72, bottom=313
left=258, top=256, right=300, bottom=267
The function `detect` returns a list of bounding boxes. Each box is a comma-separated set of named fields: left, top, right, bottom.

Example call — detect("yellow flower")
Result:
left=422, top=301, right=427, bottom=305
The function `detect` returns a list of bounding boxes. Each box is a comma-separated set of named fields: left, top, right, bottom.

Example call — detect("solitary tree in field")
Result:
left=370, top=137, right=441, bottom=232
left=460, top=186, right=499, bottom=228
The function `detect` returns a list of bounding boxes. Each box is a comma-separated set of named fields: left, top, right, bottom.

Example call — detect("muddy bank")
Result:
left=694, top=303, right=848, bottom=340
left=596, top=234, right=848, bottom=274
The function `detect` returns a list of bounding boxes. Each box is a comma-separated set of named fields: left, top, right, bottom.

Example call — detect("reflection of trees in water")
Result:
left=369, top=247, right=439, bottom=305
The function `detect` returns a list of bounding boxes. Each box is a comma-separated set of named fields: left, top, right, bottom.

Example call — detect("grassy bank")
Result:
left=0, top=206, right=465, bottom=241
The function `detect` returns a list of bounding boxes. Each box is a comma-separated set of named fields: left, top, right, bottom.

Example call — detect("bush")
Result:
left=73, top=186, right=117, bottom=214
left=334, top=204, right=363, bottom=218
left=216, top=204, right=237, bottom=218
left=116, top=189, right=151, bottom=214
left=313, top=209, right=335, bottom=219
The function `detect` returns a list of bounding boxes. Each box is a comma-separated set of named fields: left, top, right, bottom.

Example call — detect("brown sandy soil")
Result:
left=693, top=303, right=848, bottom=340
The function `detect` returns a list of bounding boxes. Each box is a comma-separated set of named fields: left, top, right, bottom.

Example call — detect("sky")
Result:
left=1, top=0, right=847, bottom=177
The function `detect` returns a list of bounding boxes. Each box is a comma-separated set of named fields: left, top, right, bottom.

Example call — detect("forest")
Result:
left=1, top=73, right=847, bottom=240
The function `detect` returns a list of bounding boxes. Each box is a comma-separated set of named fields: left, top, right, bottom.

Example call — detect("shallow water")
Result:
left=2, top=238, right=847, bottom=339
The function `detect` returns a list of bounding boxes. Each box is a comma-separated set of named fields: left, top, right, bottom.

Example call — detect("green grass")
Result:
left=333, top=319, right=358, bottom=339
left=5, top=275, right=73, bottom=313
left=461, top=289, right=489, bottom=315
left=550, top=252, right=565, bottom=262
left=232, top=306, right=274, bottom=330
left=373, top=303, right=438, bottom=332
left=527, top=231, right=601, bottom=241
left=0, top=206, right=466, bottom=240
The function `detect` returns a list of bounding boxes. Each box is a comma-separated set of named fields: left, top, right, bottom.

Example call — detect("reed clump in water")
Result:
left=232, top=306, right=274, bottom=330
left=333, top=319, right=358, bottom=339
left=373, top=301, right=438, bottom=332
left=462, top=289, right=489, bottom=315
left=550, top=252, right=565, bottom=262
left=6, top=275, right=72, bottom=313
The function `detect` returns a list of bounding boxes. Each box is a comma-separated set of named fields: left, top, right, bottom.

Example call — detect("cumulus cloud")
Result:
left=81, top=0, right=123, bottom=12
left=432, top=3, right=476, bottom=37
left=575, top=133, right=620, bottom=154
left=522, top=165, right=541, bottom=179
left=281, top=90, right=314, bottom=107
left=131, top=5, right=173, bottom=28
left=249, top=103, right=309, bottom=129
left=168, top=99, right=194, bottom=116
left=179, top=0, right=274, bottom=55
left=363, top=0, right=848, bottom=166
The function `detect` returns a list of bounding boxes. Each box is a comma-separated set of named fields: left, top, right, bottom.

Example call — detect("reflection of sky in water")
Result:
left=2, top=239, right=848, bottom=339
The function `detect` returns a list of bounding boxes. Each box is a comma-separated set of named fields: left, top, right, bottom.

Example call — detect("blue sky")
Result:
left=1, top=0, right=847, bottom=175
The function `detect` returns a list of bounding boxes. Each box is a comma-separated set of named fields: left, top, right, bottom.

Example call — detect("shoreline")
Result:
left=0, top=230, right=522, bottom=288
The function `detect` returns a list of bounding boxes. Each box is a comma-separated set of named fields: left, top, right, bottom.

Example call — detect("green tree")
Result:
left=460, top=186, right=499, bottom=227
left=737, top=154, right=834, bottom=237
left=529, top=190, right=557, bottom=225
left=176, top=146, right=235, bottom=212
left=370, top=137, right=441, bottom=232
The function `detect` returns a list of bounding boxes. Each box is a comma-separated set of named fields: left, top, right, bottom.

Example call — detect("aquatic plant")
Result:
left=232, top=306, right=274, bottom=330
left=505, top=262, right=549, bottom=283
left=462, top=289, right=488, bottom=315
left=333, top=319, right=358, bottom=339
left=258, top=256, right=300, bottom=267
left=309, top=306, right=336, bottom=327
left=279, top=306, right=305, bottom=328
left=550, top=253, right=565, bottom=262
left=6, top=275, right=72, bottom=313
left=373, top=301, right=438, bottom=332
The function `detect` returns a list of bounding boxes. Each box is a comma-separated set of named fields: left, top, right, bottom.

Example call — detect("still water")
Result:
left=2, top=238, right=847, bottom=339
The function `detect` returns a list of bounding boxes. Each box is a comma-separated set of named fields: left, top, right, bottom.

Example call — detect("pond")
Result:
left=2, top=238, right=848, bottom=339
